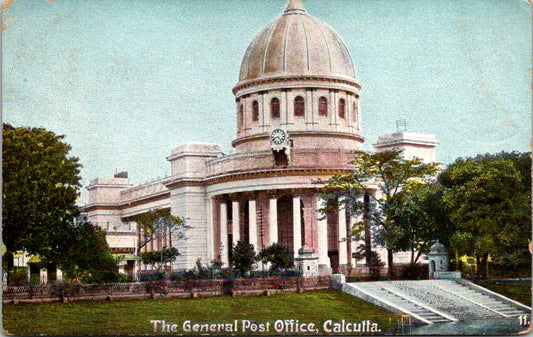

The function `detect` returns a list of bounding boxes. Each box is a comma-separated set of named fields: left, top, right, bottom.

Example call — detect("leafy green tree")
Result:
left=230, top=241, right=256, bottom=277
left=320, top=149, right=439, bottom=276
left=439, top=153, right=531, bottom=278
left=258, top=243, right=294, bottom=271
left=390, top=183, right=453, bottom=267
left=131, top=209, right=187, bottom=256
left=54, top=221, right=118, bottom=281
left=2, top=123, right=81, bottom=271
left=140, top=247, right=180, bottom=270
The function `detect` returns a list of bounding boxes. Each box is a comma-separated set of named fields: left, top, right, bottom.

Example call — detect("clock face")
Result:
left=270, top=129, right=286, bottom=145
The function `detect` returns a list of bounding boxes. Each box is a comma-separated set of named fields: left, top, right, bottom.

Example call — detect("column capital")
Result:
left=227, top=192, right=242, bottom=201
left=265, top=190, right=279, bottom=199
left=213, top=195, right=226, bottom=202
left=241, top=191, right=258, bottom=200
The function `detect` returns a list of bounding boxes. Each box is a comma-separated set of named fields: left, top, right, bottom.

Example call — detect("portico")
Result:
left=212, top=188, right=358, bottom=272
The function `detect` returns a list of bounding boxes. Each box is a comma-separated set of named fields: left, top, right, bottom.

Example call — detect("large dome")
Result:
left=236, top=0, right=357, bottom=87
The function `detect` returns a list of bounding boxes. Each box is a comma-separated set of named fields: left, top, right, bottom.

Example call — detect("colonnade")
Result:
left=212, top=189, right=363, bottom=272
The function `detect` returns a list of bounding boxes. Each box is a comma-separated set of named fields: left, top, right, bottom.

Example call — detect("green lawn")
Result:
left=2, top=290, right=399, bottom=335
left=479, top=283, right=532, bottom=306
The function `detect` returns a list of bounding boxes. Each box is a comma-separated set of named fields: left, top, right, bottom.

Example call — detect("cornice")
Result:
left=233, top=75, right=361, bottom=95
left=232, top=131, right=365, bottom=148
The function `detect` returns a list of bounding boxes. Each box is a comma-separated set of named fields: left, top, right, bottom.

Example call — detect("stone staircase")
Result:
left=342, top=279, right=531, bottom=325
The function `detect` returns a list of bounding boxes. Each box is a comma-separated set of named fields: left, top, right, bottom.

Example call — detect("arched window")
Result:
left=318, top=97, right=328, bottom=116
left=353, top=101, right=358, bottom=123
left=252, top=100, right=259, bottom=122
left=294, top=96, right=305, bottom=116
left=338, top=98, right=345, bottom=119
left=271, top=98, right=280, bottom=119
left=239, top=104, right=244, bottom=128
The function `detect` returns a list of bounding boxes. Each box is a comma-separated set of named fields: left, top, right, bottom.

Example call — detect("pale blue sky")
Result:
left=3, top=0, right=531, bottom=204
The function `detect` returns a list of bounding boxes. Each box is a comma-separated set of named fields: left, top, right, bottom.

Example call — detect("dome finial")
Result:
left=285, top=0, right=306, bottom=14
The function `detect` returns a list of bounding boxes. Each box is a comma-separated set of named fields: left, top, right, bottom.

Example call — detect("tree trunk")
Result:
left=476, top=255, right=488, bottom=279
left=364, top=194, right=372, bottom=265
left=3, top=251, right=14, bottom=272
left=387, top=248, right=394, bottom=277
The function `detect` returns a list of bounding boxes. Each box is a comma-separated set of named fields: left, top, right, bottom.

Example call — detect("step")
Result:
left=344, top=280, right=532, bottom=325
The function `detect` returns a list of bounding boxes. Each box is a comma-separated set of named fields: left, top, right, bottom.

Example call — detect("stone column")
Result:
left=249, top=199, right=258, bottom=250
left=338, top=199, right=348, bottom=267
left=302, top=194, right=317, bottom=252
left=316, top=196, right=330, bottom=269
left=232, top=200, right=240, bottom=244
left=331, top=90, right=337, bottom=126
left=269, top=197, right=278, bottom=245
left=220, top=202, right=228, bottom=267
left=305, top=89, right=312, bottom=125
left=263, top=92, right=271, bottom=128
left=281, top=89, right=289, bottom=125
left=211, top=198, right=220, bottom=263
left=293, top=196, right=302, bottom=256
left=328, top=90, right=334, bottom=125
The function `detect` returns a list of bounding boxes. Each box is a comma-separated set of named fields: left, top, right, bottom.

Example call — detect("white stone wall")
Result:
left=167, top=143, right=223, bottom=179
left=87, top=177, right=131, bottom=204
left=374, top=132, right=439, bottom=164
left=170, top=185, right=209, bottom=270
left=120, top=198, right=171, bottom=219
left=106, top=233, right=138, bottom=250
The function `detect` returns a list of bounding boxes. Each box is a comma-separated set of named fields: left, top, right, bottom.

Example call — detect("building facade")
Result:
left=84, top=0, right=438, bottom=276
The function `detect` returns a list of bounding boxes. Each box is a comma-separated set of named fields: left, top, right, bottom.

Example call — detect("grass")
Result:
left=479, top=283, right=532, bottom=306
left=2, top=290, right=398, bottom=335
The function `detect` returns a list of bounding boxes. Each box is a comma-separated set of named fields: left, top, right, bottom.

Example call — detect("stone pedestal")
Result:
left=318, top=264, right=332, bottom=276
left=433, top=271, right=462, bottom=279
left=294, top=247, right=319, bottom=277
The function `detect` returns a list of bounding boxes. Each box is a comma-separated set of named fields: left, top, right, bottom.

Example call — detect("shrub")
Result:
left=230, top=241, right=256, bottom=277
left=8, top=267, right=29, bottom=285
left=258, top=243, right=294, bottom=271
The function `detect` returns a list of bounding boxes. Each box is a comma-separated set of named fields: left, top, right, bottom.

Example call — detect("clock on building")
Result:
left=270, top=129, right=287, bottom=145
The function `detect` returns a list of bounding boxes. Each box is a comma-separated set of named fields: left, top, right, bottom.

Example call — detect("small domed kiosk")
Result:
left=428, top=242, right=448, bottom=278
left=428, top=242, right=461, bottom=279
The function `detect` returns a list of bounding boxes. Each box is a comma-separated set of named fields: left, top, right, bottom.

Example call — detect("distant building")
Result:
left=83, top=0, right=438, bottom=277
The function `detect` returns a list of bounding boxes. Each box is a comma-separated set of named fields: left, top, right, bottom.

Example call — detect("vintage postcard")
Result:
left=2, top=0, right=531, bottom=335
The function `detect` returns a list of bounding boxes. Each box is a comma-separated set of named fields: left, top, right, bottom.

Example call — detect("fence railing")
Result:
left=3, top=276, right=331, bottom=303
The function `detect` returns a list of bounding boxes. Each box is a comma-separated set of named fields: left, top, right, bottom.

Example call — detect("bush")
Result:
left=8, top=267, right=29, bottom=285
left=230, top=241, right=256, bottom=277
left=398, top=263, right=428, bottom=280
left=258, top=243, right=294, bottom=271
left=137, top=270, right=165, bottom=282
left=81, top=269, right=123, bottom=284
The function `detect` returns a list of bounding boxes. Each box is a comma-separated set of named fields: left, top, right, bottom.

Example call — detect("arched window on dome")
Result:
left=318, top=97, right=328, bottom=116
left=271, top=98, right=280, bottom=119
left=252, top=100, right=259, bottom=122
left=294, top=96, right=305, bottom=117
left=239, top=104, right=244, bottom=129
left=338, top=98, right=345, bottom=119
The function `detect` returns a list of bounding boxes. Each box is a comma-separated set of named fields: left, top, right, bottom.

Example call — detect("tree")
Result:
left=57, top=222, right=118, bottom=283
left=131, top=209, right=187, bottom=257
left=258, top=243, right=294, bottom=271
left=2, top=123, right=82, bottom=271
left=320, top=149, right=439, bottom=276
left=230, top=241, right=256, bottom=277
left=140, top=247, right=180, bottom=270
left=390, top=183, right=452, bottom=267
left=439, top=153, right=531, bottom=278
